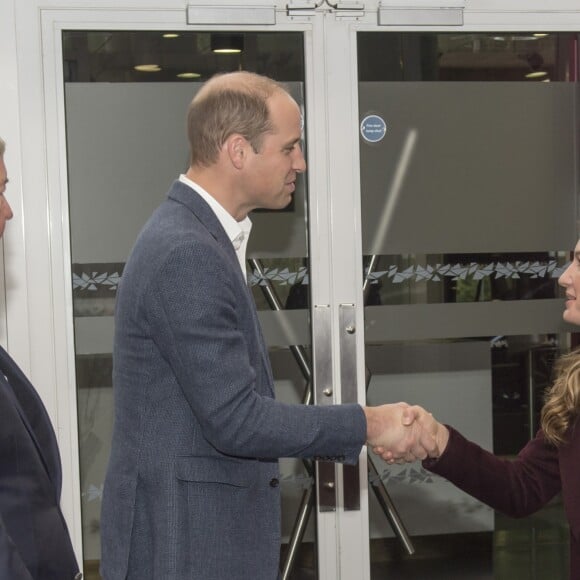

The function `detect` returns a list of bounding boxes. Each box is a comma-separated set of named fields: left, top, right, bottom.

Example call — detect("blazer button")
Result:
left=269, top=478, right=280, bottom=487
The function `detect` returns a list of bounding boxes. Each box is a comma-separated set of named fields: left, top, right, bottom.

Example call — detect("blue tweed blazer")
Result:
left=100, top=180, right=366, bottom=579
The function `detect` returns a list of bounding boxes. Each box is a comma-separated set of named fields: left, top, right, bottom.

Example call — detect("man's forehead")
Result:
left=0, top=164, right=8, bottom=190
left=269, top=96, right=302, bottom=131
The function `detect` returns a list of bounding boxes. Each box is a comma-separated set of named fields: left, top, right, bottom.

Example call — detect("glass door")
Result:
left=354, top=26, right=579, bottom=580
left=61, top=23, right=327, bottom=579
left=316, top=4, right=580, bottom=578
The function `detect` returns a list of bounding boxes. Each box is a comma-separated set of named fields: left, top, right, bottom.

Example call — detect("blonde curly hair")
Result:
left=541, top=349, right=580, bottom=445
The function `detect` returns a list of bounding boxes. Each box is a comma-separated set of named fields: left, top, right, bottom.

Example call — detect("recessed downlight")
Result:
left=525, top=70, right=548, bottom=79
left=134, top=64, right=161, bottom=72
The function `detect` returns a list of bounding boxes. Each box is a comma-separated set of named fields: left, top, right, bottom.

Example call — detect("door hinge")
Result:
left=328, top=0, right=365, bottom=18
left=331, top=1, right=364, bottom=9
left=287, top=0, right=364, bottom=16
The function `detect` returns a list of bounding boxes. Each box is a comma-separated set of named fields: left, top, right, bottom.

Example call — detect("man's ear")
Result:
left=225, top=134, right=247, bottom=170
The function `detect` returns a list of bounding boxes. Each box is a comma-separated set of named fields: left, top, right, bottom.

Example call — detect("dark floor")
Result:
left=85, top=501, right=568, bottom=579
left=282, top=500, right=569, bottom=579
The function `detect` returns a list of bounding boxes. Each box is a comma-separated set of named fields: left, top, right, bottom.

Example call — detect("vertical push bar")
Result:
left=313, top=304, right=337, bottom=511
left=339, top=304, right=360, bottom=510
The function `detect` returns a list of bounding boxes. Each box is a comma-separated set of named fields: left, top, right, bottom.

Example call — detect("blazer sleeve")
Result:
left=422, top=426, right=561, bottom=517
left=146, top=241, right=366, bottom=463
left=0, top=517, right=34, bottom=580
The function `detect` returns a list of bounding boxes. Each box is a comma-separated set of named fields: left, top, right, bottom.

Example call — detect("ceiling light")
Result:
left=533, top=33, right=549, bottom=38
left=134, top=64, right=161, bottom=72
left=163, top=33, right=179, bottom=39
left=210, top=34, right=244, bottom=54
left=525, top=70, right=548, bottom=79
left=177, top=72, right=201, bottom=79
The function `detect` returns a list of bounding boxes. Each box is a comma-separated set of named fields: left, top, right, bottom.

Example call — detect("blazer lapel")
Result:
left=0, top=346, right=62, bottom=494
left=168, top=181, right=239, bottom=262
left=167, top=180, right=249, bottom=289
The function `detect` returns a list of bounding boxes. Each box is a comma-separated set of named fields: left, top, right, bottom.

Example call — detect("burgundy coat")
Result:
left=424, top=422, right=580, bottom=579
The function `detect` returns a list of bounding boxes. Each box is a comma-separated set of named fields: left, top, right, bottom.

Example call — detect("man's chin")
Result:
left=255, top=194, right=293, bottom=213
left=563, top=310, right=580, bottom=326
left=272, top=195, right=293, bottom=211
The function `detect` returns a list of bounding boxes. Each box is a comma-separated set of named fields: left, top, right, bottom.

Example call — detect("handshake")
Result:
left=364, top=403, right=450, bottom=464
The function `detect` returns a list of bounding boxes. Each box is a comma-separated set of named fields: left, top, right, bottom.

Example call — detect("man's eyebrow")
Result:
left=285, top=137, right=301, bottom=147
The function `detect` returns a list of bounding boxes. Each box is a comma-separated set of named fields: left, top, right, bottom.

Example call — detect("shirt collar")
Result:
left=178, top=174, right=252, bottom=245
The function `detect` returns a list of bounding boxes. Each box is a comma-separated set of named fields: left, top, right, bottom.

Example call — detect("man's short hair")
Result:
left=0, top=137, right=5, bottom=157
left=187, top=72, right=288, bottom=167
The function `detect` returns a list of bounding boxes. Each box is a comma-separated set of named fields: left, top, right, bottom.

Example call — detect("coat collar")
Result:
left=167, top=179, right=233, bottom=249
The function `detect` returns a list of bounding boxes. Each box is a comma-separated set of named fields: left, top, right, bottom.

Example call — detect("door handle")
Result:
left=339, top=303, right=360, bottom=511
left=313, top=304, right=337, bottom=511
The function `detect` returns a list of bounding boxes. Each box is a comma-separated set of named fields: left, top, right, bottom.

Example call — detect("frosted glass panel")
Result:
left=359, top=82, right=577, bottom=255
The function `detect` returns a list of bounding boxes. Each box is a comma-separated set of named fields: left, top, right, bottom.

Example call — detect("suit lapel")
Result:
left=168, top=181, right=238, bottom=260
left=0, top=346, right=62, bottom=494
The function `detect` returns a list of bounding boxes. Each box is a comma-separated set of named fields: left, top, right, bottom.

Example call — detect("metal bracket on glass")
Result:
left=287, top=0, right=363, bottom=15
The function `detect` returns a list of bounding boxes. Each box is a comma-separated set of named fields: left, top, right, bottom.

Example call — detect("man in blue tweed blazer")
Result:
left=0, top=138, right=81, bottom=579
left=100, top=72, right=435, bottom=580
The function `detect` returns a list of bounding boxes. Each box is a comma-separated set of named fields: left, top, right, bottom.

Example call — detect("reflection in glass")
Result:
left=358, top=32, right=578, bottom=82
left=63, top=31, right=305, bottom=83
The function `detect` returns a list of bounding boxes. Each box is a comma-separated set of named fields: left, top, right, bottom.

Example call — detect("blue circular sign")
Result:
left=360, top=114, right=387, bottom=143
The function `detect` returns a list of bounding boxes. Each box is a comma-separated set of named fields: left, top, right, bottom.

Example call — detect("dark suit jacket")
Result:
left=424, top=423, right=580, bottom=579
left=0, top=346, right=80, bottom=579
left=100, top=180, right=367, bottom=580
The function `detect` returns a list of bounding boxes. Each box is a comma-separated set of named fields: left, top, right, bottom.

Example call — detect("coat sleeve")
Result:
left=0, top=517, right=34, bottom=580
left=423, top=426, right=561, bottom=517
left=146, top=241, right=366, bottom=462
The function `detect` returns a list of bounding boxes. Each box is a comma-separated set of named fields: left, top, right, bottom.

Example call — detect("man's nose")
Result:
left=294, top=150, right=307, bottom=173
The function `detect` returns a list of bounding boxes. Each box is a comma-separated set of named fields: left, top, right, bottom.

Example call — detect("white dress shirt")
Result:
left=179, top=174, right=252, bottom=281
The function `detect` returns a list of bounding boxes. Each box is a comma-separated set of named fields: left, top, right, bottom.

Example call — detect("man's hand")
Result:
left=363, top=403, right=449, bottom=463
